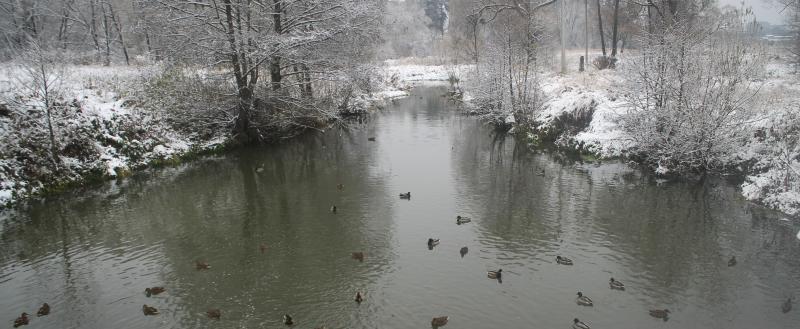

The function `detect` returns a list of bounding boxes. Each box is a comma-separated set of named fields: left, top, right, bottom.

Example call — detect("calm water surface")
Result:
left=1, top=87, right=799, bottom=329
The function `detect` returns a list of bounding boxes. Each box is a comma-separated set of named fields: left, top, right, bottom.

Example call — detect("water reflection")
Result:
left=0, top=86, right=798, bottom=329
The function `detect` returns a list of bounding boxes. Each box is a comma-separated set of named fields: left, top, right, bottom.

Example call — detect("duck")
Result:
left=260, top=243, right=268, bottom=254
left=427, top=238, right=440, bottom=248
left=576, top=292, right=593, bottom=306
left=609, top=278, right=625, bottom=290
left=487, top=269, right=502, bottom=279
left=399, top=192, right=411, bottom=199
left=367, top=137, right=376, bottom=141
left=283, top=314, right=294, bottom=326
left=728, top=256, right=737, bottom=267
left=431, top=316, right=449, bottom=327
left=336, top=183, right=344, bottom=190
left=459, top=246, right=468, bottom=258
left=783, top=298, right=792, bottom=313
left=456, top=216, right=471, bottom=224
left=572, top=318, right=590, bottom=329
left=145, top=287, right=166, bottom=297
left=142, top=304, right=159, bottom=316
left=13, top=313, right=29, bottom=327
left=649, top=309, right=670, bottom=320
left=556, top=256, right=573, bottom=265
left=355, top=291, right=363, bottom=303
left=330, top=205, right=337, bottom=213
left=37, top=303, right=50, bottom=316
left=207, top=309, right=221, bottom=319
left=352, top=252, right=364, bottom=262
left=196, top=261, right=210, bottom=270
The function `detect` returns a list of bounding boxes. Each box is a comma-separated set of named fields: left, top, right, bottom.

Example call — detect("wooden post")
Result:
left=579, top=56, right=585, bottom=72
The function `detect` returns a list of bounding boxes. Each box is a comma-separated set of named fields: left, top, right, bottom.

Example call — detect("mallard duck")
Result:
left=431, top=316, right=449, bottom=327
left=782, top=298, right=792, bottom=313
left=283, top=314, right=294, bottom=325
left=576, top=292, right=593, bottom=306
left=456, top=216, right=471, bottom=224
left=196, top=261, right=210, bottom=270
left=556, top=256, right=573, bottom=265
left=427, top=238, right=439, bottom=248
left=330, top=205, right=337, bottom=213
left=355, top=291, right=363, bottom=303
left=352, top=252, right=364, bottom=262
left=649, top=309, right=670, bottom=320
left=13, top=313, right=29, bottom=327
left=609, top=278, right=625, bottom=290
left=368, top=137, right=376, bottom=141
left=145, top=287, right=166, bottom=297
left=487, top=269, right=502, bottom=279
left=728, top=256, right=737, bottom=267
left=572, top=318, right=589, bottom=329
left=207, top=309, right=221, bottom=319
left=459, top=246, right=468, bottom=258
left=260, top=243, right=268, bottom=254
left=37, top=303, right=50, bottom=316
left=142, top=304, right=159, bottom=316
left=399, top=192, right=411, bottom=199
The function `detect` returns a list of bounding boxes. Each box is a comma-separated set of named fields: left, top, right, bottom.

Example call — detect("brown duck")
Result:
left=355, top=291, right=363, bottom=303
left=352, top=252, right=364, bottom=262
left=13, top=313, right=29, bottom=327
left=196, top=261, right=210, bottom=270
left=207, top=309, right=221, bottom=320
left=649, top=309, right=670, bottom=320
left=145, top=287, right=165, bottom=297
left=260, top=243, right=268, bottom=254
left=431, top=316, right=449, bottom=327
left=37, top=303, right=50, bottom=316
left=142, top=304, right=159, bottom=316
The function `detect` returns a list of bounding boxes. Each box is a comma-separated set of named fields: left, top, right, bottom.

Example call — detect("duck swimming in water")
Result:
left=196, top=261, right=210, bottom=270
left=556, top=256, right=573, bottom=265
left=576, top=292, right=593, bottom=306
left=728, top=256, right=737, bottom=267
left=352, top=252, right=364, bottom=262
left=355, top=291, right=363, bottom=303
left=649, top=309, right=670, bottom=320
left=487, top=269, right=502, bottom=279
left=572, top=318, right=590, bottom=329
left=142, top=304, right=159, bottom=316
left=36, top=303, right=50, bottom=316
left=609, top=278, right=625, bottom=290
left=283, top=314, right=294, bottom=325
left=207, top=309, right=221, bottom=319
left=13, top=313, right=29, bottom=327
left=427, top=238, right=439, bottom=248
left=456, top=216, right=471, bottom=224
left=145, top=287, right=165, bottom=297
left=459, top=246, right=468, bottom=258
left=399, top=192, right=411, bottom=199
left=431, top=316, right=449, bottom=327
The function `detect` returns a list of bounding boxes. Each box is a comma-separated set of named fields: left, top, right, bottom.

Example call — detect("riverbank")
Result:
left=0, top=60, right=466, bottom=208
left=465, top=50, right=800, bottom=217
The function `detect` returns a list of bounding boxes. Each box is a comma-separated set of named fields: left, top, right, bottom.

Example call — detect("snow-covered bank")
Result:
left=488, top=52, right=800, bottom=217
left=0, top=63, right=230, bottom=208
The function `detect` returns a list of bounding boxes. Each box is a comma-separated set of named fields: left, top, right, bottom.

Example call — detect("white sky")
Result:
left=717, top=0, right=784, bottom=24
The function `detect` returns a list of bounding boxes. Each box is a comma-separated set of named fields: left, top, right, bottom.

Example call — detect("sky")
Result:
left=717, top=0, right=785, bottom=24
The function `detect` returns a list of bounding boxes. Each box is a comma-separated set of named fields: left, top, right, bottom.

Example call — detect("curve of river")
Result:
left=1, top=86, right=799, bottom=329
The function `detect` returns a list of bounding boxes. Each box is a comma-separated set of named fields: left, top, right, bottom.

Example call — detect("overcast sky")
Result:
left=717, top=0, right=784, bottom=24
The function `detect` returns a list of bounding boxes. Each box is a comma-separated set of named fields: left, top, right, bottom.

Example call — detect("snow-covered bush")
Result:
left=622, top=15, right=764, bottom=174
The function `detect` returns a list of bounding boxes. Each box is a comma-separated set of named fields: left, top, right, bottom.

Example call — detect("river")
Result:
left=1, top=86, right=798, bottom=328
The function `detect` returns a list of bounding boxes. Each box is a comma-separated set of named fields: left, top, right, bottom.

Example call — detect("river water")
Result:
left=1, top=86, right=799, bottom=329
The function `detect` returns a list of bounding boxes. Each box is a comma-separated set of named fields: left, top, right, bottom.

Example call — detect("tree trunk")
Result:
left=596, top=0, right=606, bottom=56
left=223, top=0, right=253, bottom=142
left=611, top=0, right=620, bottom=57
left=107, top=3, right=129, bottom=65
left=270, top=0, right=283, bottom=92
left=100, top=1, right=112, bottom=66
left=89, top=0, right=101, bottom=51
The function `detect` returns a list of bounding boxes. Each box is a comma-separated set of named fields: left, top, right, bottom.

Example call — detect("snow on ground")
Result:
left=0, top=62, right=228, bottom=208
left=375, top=58, right=474, bottom=102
